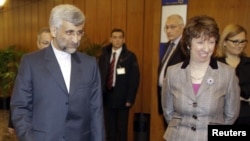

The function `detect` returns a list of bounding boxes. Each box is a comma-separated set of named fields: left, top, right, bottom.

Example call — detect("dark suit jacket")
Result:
left=217, top=56, right=250, bottom=124
left=98, top=44, right=140, bottom=108
left=217, top=56, right=250, bottom=99
left=10, top=46, right=105, bottom=141
left=157, top=41, right=186, bottom=114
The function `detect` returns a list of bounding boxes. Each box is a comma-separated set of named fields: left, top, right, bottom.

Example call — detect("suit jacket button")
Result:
left=192, top=115, right=197, bottom=119
left=191, top=127, right=196, bottom=131
left=193, top=102, right=197, bottom=107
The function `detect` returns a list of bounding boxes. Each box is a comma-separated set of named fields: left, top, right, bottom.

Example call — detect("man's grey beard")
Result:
left=63, top=47, right=77, bottom=54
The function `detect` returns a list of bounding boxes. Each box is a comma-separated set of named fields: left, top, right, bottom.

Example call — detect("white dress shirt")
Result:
left=52, top=42, right=71, bottom=93
left=111, top=47, right=122, bottom=87
left=159, top=36, right=181, bottom=87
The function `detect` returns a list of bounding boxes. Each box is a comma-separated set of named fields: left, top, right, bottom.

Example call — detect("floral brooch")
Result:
left=207, top=77, right=214, bottom=85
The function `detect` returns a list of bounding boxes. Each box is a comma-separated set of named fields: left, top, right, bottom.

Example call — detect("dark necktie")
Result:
left=107, top=52, right=116, bottom=90
left=159, top=42, right=175, bottom=72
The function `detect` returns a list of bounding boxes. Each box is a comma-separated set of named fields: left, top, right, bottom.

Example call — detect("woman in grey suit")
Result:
left=161, top=15, right=240, bottom=141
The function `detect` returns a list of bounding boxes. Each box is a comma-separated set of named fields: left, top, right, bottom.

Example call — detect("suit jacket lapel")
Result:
left=184, top=66, right=197, bottom=100
left=196, top=66, right=216, bottom=97
left=180, top=58, right=219, bottom=99
left=69, top=53, right=81, bottom=95
left=45, top=46, right=68, bottom=94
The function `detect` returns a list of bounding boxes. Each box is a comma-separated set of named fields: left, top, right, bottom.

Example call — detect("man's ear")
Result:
left=109, top=37, right=112, bottom=43
left=50, top=26, right=57, bottom=37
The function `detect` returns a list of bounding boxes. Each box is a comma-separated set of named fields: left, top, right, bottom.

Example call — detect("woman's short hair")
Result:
left=181, top=15, right=220, bottom=56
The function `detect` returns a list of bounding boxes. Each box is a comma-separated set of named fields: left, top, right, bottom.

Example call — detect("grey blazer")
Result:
left=10, top=46, right=105, bottom=141
left=162, top=58, right=240, bottom=141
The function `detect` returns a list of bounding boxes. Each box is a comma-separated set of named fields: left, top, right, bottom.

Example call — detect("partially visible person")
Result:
left=215, top=24, right=250, bottom=125
left=162, top=15, right=240, bottom=141
left=158, top=14, right=186, bottom=128
left=10, top=4, right=104, bottom=141
left=37, top=27, right=53, bottom=49
left=7, top=27, right=53, bottom=135
left=98, top=28, right=140, bottom=141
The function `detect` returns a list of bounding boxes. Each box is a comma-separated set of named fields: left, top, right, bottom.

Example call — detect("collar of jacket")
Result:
left=104, top=43, right=129, bottom=54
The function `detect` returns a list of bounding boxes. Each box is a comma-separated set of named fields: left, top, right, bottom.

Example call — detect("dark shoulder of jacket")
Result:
left=102, top=43, right=112, bottom=53
left=121, top=44, right=137, bottom=60
left=240, top=55, right=250, bottom=64
left=74, top=51, right=96, bottom=63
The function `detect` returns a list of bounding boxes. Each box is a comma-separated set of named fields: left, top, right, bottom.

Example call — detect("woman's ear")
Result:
left=223, top=41, right=227, bottom=48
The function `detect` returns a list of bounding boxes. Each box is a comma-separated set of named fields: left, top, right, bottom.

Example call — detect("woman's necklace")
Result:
left=191, top=75, right=204, bottom=80
left=190, top=64, right=208, bottom=82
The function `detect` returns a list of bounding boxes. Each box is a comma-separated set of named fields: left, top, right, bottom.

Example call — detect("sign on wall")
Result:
left=159, top=0, right=188, bottom=58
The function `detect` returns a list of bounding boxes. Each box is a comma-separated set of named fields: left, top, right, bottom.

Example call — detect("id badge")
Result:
left=117, top=67, right=126, bottom=75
